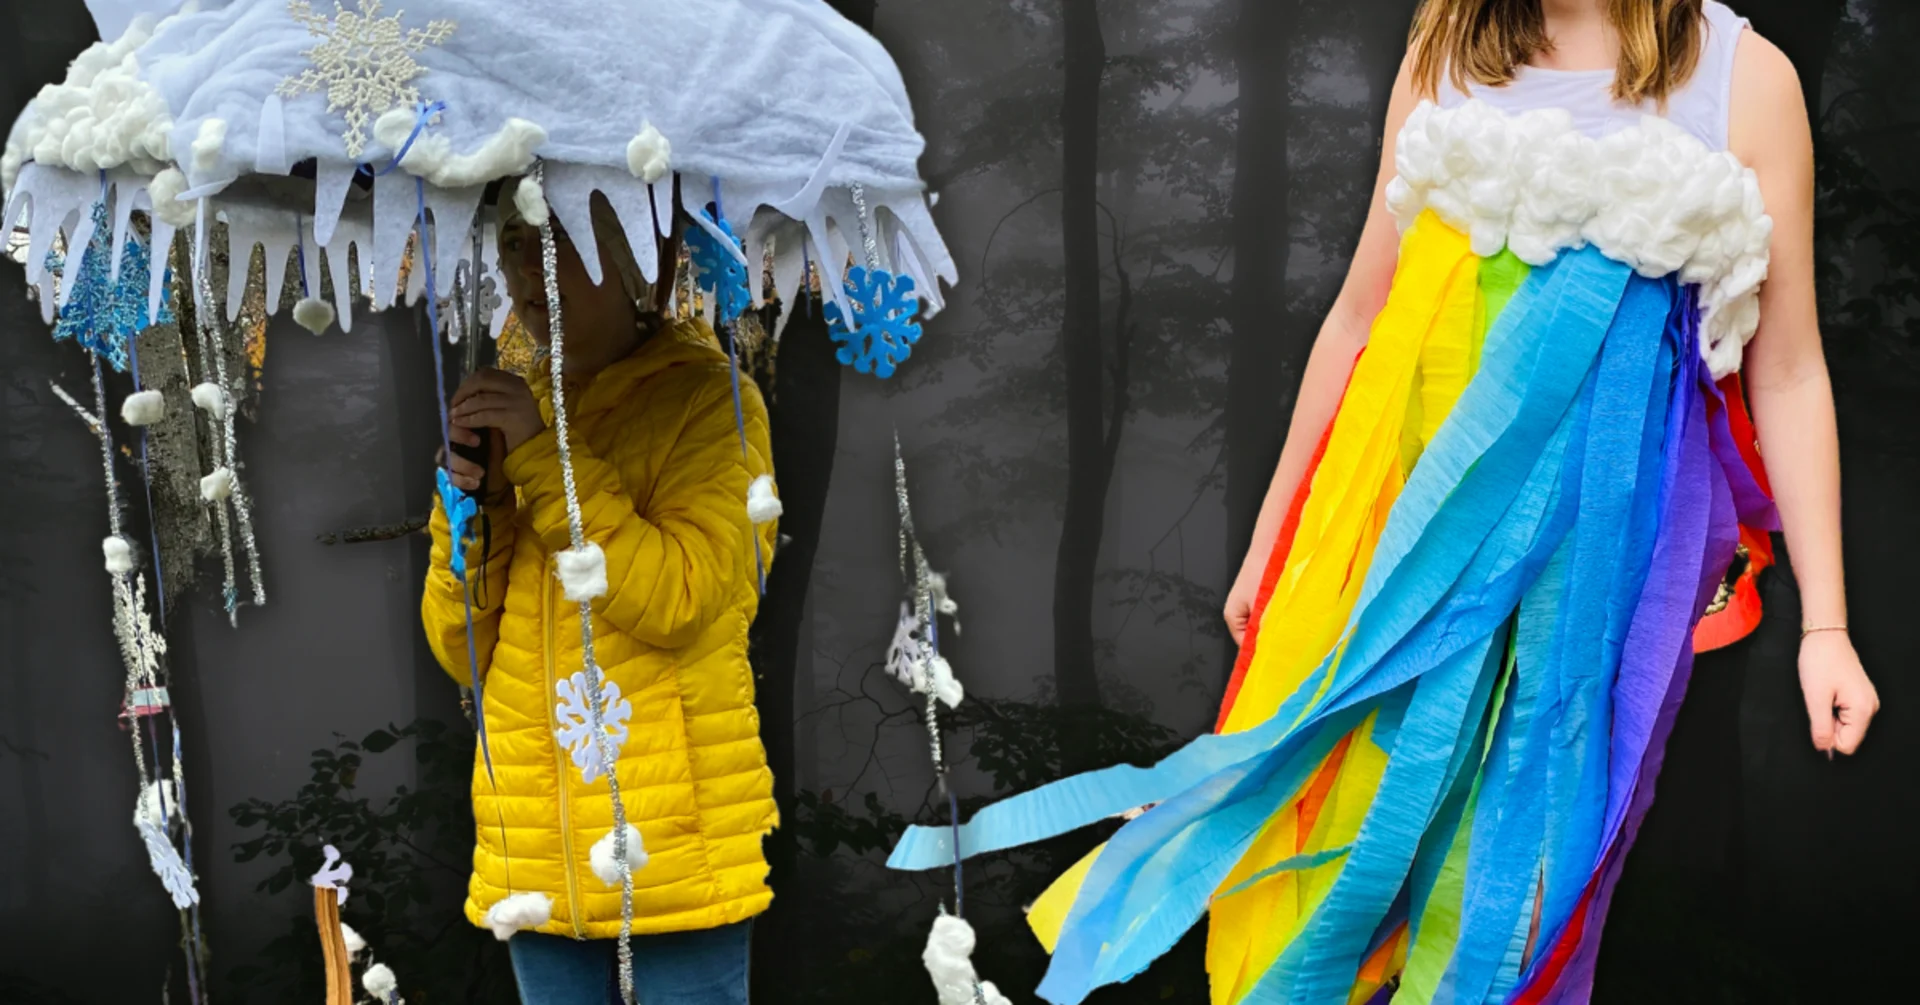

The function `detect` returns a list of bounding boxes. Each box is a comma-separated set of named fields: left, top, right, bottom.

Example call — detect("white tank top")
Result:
left=1437, top=1, right=1749, bottom=150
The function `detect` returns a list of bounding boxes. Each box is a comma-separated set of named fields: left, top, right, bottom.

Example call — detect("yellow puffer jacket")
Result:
left=422, top=318, right=778, bottom=940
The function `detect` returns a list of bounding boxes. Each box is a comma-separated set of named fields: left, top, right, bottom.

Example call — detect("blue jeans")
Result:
left=508, top=921, right=752, bottom=1005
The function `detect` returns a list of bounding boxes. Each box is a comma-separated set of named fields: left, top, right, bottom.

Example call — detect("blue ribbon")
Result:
left=367, top=100, right=446, bottom=177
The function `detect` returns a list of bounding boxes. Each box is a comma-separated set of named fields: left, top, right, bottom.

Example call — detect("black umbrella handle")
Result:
left=451, top=432, right=491, bottom=501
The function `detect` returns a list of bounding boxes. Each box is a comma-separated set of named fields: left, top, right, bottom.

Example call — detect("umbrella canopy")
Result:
left=4, top=0, right=954, bottom=343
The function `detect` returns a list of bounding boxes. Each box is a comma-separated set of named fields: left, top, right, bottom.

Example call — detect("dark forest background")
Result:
left=3, top=1, right=1916, bottom=1002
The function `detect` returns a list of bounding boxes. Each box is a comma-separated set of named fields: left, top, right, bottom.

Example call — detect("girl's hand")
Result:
left=1799, top=631, right=1879, bottom=757
left=1224, top=562, right=1260, bottom=647
left=450, top=368, right=545, bottom=454
left=438, top=423, right=509, bottom=503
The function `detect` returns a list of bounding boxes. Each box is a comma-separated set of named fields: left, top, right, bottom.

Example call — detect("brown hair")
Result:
left=1408, top=0, right=1705, bottom=107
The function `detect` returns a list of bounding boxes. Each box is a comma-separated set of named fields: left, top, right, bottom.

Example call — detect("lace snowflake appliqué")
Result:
left=50, top=200, right=174, bottom=372
left=278, top=0, right=456, bottom=159
left=825, top=266, right=922, bottom=378
left=435, top=466, right=477, bottom=578
left=685, top=214, right=752, bottom=325
left=555, top=671, right=632, bottom=784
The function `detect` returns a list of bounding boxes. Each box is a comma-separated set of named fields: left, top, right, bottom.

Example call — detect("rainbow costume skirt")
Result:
left=890, top=100, right=1781, bottom=1005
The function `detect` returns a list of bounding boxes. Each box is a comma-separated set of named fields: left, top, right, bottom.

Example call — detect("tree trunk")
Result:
left=1224, top=0, right=1296, bottom=674
left=1052, top=0, right=1108, bottom=709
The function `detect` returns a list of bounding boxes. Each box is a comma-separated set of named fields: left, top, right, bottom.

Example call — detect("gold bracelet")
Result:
left=1801, top=624, right=1848, bottom=639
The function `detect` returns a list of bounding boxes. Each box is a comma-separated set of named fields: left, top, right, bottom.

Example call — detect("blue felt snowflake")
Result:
left=437, top=466, right=479, bottom=579
left=685, top=213, right=752, bottom=325
left=825, top=266, right=923, bottom=378
left=49, top=200, right=175, bottom=372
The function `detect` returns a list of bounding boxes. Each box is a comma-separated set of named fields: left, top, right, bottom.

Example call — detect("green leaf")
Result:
left=362, top=729, right=399, bottom=753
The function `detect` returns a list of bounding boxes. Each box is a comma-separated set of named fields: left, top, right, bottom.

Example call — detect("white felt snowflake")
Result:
left=555, top=671, right=631, bottom=784
left=277, top=0, right=457, bottom=159
left=137, top=811, right=200, bottom=909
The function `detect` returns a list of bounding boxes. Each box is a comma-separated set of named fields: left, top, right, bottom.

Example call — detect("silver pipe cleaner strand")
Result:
left=56, top=353, right=206, bottom=1003
left=191, top=201, right=266, bottom=622
left=894, top=437, right=991, bottom=1005
left=533, top=162, right=639, bottom=1005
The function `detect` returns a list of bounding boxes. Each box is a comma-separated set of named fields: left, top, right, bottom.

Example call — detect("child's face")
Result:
left=497, top=214, right=638, bottom=350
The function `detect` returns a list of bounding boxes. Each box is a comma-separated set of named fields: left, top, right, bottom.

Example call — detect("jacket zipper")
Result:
left=544, top=554, right=587, bottom=939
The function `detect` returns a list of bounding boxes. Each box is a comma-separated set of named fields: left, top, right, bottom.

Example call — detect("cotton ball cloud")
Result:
left=103, top=535, right=134, bottom=574
left=513, top=176, right=549, bottom=228
left=590, top=824, right=648, bottom=886
left=555, top=543, right=607, bottom=602
left=483, top=892, right=553, bottom=941
left=121, top=389, right=165, bottom=426
left=146, top=168, right=197, bottom=228
left=5, top=12, right=176, bottom=192
left=626, top=122, right=671, bottom=183
left=746, top=474, right=782, bottom=524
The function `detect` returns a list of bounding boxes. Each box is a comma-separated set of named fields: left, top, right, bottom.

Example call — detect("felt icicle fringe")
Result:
left=532, top=160, right=640, bottom=1005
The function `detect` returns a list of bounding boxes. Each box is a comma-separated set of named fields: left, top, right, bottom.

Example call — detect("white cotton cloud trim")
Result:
left=371, top=109, right=547, bottom=189
left=103, top=536, right=135, bottom=574
left=293, top=297, right=336, bottom=334
left=200, top=466, right=234, bottom=502
left=362, top=962, right=397, bottom=999
left=1385, top=99, right=1772, bottom=378
left=555, top=543, right=607, bottom=602
left=121, top=389, right=165, bottom=426
left=191, top=382, right=226, bottom=417
left=746, top=474, right=782, bottom=524
left=922, top=915, right=1013, bottom=1005
left=190, top=118, right=227, bottom=175
left=146, top=168, right=197, bottom=228
left=1, top=12, right=177, bottom=194
left=513, top=176, right=550, bottom=228
left=589, top=824, right=649, bottom=886
left=340, top=922, right=367, bottom=956
left=136, top=780, right=178, bottom=829
left=626, top=122, right=671, bottom=183
left=484, top=892, right=553, bottom=941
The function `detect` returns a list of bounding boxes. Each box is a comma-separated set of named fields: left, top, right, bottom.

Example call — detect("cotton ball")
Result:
left=626, top=122, right=672, bottom=183
left=926, top=654, right=964, bottom=709
left=190, top=118, right=226, bottom=175
left=120, top=389, right=165, bottom=426
left=135, top=780, right=178, bottom=829
left=147, top=168, right=197, bottom=228
left=514, top=176, right=549, bottom=228
left=103, top=535, right=134, bottom=574
left=292, top=296, right=336, bottom=334
left=922, top=915, right=1011, bottom=1005
left=200, top=466, right=234, bottom=502
left=746, top=474, right=782, bottom=524
left=362, top=962, right=397, bottom=999
left=589, top=824, right=649, bottom=886
left=555, top=542, right=607, bottom=602
left=340, top=922, right=367, bottom=956
left=483, top=892, right=553, bottom=941
left=190, top=382, right=226, bottom=418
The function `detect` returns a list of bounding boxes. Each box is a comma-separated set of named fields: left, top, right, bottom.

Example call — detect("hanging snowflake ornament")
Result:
left=50, top=200, right=174, bottom=372
left=137, top=808, right=200, bottom=910
left=685, top=213, right=751, bottom=325
left=277, top=0, right=457, bottom=160
left=555, top=671, right=632, bottom=784
left=825, top=266, right=922, bottom=378
left=311, top=842, right=354, bottom=904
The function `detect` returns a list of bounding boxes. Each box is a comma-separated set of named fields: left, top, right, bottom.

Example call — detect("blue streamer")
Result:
left=415, top=172, right=496, bottom=787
